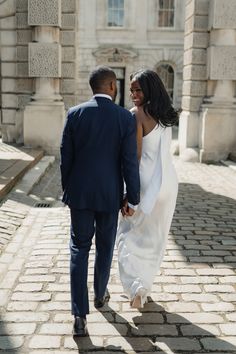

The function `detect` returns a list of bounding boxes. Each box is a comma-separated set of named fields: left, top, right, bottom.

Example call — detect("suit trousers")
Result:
left=70, top=208, right=118, bottom=317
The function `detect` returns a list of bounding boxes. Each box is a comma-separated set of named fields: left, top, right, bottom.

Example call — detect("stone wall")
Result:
left=179, top=0, right=209, bottom=160
left=179, top=0, right=236, bottom=162
left=199, top=0, right=236, bottom=162
left=0, top=0, right=77, bottom=147
left=0, top=0, right=26, bottom=142
left=61, top=0, right=76, bottom=110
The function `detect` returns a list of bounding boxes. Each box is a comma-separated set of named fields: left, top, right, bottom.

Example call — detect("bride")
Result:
left=117, top=69, right=178, bottom=308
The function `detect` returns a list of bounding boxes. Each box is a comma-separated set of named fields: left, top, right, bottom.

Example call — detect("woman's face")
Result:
left=130, top=79, right=144, bottom=107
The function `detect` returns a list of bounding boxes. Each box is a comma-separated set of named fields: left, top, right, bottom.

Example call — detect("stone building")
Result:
left=76, top=0, right=185, bottom=109
left=0, top=0, right=185, bottom=155
left=0, top=0, right=77, bottom=154
left=0, top=0, right=236, bottom=162
left=179, top=0, right=236, bottom=162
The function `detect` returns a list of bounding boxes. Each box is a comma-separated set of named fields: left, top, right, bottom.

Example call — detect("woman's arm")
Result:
left=131, top=107, right=143, bottom=162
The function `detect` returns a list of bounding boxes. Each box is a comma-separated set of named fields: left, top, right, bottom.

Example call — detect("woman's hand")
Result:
left=121, top=198, right=135, bottom=217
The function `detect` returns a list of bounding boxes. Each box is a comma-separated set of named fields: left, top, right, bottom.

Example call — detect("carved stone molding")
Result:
left=29, top=43, right=61, bottom=77
left=93, top=47, right=138, bottom=63
left=28, top=0, right=61, bottom=27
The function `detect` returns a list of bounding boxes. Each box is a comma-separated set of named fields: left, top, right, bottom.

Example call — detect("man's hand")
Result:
left=121, top=198, right=135, bottom=217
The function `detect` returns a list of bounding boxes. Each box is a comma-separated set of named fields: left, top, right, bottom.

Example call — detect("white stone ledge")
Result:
left=207, top=46, right=236, bottom=79
left=183, top=64, right=207, bottom=80
left=220, top=160, right=236, bottom=172
left=0, top=0, right=15, bottom=19
left=209, top=0, right=236, bottom=29
left=185, top=0, right=209, bottom=20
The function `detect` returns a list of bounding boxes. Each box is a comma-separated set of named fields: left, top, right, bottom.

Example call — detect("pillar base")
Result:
left=178, top=111, right=200, bottom=161
left=180, top=148, right=199, bottom=162
left=199, top=105, right=236, bottom=163
left=23, top=102, right=66, bottom=156
left=179, top=111, right=199, bottom=150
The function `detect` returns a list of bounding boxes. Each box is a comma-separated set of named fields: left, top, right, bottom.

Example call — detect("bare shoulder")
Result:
left=130, top=106, right=145, bottom=124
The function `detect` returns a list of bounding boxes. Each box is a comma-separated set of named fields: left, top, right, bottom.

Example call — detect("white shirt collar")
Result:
left=93, top=94, right=112, bottom=101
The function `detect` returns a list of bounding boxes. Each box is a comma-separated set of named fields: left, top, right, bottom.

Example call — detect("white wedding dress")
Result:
left=117, top=125, right=178, bottom=304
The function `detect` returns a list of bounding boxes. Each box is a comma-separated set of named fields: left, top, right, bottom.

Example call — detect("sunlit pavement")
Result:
left=0, top=158, right=236, bottom=353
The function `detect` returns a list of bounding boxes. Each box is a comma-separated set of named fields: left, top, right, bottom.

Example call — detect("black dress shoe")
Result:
left=73, top=316, right=88, bottom=336
left=94, top=289, right=110, bottom=309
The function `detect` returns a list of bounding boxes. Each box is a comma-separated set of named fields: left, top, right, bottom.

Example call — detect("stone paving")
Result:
left=0, top=159, right=236, bottom=353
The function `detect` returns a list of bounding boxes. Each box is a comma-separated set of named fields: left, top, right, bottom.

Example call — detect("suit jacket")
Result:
left=60, top=96, right=140, bottom=212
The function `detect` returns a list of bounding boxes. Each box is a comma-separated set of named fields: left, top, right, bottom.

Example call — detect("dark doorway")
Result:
left=113, top=68, right=125, bottom=107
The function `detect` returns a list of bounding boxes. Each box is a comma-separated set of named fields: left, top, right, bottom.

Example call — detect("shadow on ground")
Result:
left=98, top=301, right=236, bottom=353
left=0, top=318, right=21, bottom=352
left=171, top=183, right=236, bottom=268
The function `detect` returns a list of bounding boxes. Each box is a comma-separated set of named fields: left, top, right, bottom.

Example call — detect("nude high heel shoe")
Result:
left=130, top=294, right=144, bottom=308
left=130, top=288, right=147, bottom=309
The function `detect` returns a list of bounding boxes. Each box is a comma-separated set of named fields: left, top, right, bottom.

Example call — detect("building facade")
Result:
left=0, top=0, right=235, bottom=162
left=0, top=0, right=185, bottom=154
left=76, top=0, right=185, bottom=109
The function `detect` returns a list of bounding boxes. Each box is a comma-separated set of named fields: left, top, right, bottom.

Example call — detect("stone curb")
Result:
left=221, top=160, right=236, bottom=172
left=10, top=156, right=55, bottom=198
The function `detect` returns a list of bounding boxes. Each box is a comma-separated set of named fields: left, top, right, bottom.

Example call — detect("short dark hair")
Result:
left=130, top=69, right=179, bottom=127
left=89, top=66, right=116, bottom=92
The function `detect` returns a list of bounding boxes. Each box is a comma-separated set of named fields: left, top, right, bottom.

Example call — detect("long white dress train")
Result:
left=117, top=125, right=178, bottom=303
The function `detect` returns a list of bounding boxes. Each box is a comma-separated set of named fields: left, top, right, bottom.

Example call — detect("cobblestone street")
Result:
left=0, top=158, right=236, bottom=353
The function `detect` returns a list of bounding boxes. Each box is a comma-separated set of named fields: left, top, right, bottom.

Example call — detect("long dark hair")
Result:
left=130, top=69, right=179, bottom=127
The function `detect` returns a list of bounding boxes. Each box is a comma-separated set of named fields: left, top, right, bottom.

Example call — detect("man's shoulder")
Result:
left=120, top=107, right=136, bottom=127
left=115, top=104, right=133, bottom=118
left=68, top=99, right=95, bottom=116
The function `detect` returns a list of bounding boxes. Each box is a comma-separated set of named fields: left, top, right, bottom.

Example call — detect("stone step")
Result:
left=0, top=144, right=44, bottom=200
left=221, top=159, right=236, bottom=172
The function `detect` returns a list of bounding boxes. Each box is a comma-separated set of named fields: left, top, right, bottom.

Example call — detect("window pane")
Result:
left=119, top=0, right=124, bottom=7
left=108, top=0, right=124, bottom=27
left=118, top=9, right=124, bottom=26
left=158, top=0, right=174, bottom=27
left=163, top=0, right=169, bottom=9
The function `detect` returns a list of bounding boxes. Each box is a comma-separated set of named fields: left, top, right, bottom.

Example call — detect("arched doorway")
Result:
left=156, top=63, right=178, bottom=142
left=156, top=63, right=174, bottom=102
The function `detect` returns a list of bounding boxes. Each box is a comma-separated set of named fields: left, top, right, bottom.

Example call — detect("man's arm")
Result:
left=121, top=112, right=140, bottom=210
left=60, top=110, right=74, bottom=191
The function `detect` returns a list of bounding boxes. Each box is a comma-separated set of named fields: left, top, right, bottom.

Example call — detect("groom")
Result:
left=60, top=66, right=140, bottom=336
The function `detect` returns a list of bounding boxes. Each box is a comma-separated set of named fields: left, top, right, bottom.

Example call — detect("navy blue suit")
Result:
left=60, top=96, right=140, bottom=316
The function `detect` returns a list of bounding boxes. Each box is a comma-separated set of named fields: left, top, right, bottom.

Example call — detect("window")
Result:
left=108, top=0, right=124, bottom=27
left=158, top=0, right=175, bottom=27
left=156, top=64, right=174, bottom=100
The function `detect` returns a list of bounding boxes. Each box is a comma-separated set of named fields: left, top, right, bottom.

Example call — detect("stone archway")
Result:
left=156, top=62, right=175, bottom=101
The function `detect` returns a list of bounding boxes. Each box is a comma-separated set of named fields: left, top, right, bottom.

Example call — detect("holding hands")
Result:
left=121, top=198, right=135, bottom=217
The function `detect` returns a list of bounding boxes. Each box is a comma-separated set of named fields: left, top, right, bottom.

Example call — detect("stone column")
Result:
left=178, top=0, right=209, bottom=161
left=199, top=0, right=236, bottom=162
left=179, top=0, right=236, bottom=163
left=23, top=0, right=65, bottom=155
left=0, top=0, right=17, bottom=141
